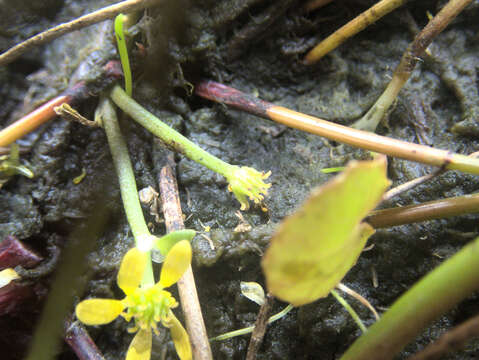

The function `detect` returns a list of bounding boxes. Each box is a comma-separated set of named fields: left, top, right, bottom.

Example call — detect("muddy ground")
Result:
left=1, top=0, right=479, bottom=359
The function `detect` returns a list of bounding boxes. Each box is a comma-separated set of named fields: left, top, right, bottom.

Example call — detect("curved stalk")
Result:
left=339, top=236, right=479, bottom=360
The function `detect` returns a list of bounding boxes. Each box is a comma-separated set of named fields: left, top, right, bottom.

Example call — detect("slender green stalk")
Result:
left=114, top=14, right=132, bottom=96
left=331, top=290, right=367, bottom=333
left=210, top=304, right=294, bottom=341
left=110, top=85, right=233, bottom=175
left=340, top=236, right=479, bottom=360
left=96, top=97, right=154, bottom=286
left=110, top=84, right=271, bottom=210
left=320, top=166, right=345, bottom=174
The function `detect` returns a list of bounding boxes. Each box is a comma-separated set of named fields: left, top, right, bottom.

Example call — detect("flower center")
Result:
left=122, top=285, right=178, bottom=333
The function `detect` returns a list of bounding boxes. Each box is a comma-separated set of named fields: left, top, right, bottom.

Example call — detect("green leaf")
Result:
left=154, top=229, right=196, bottom=256
left=262, top=156, right=390, bottom=306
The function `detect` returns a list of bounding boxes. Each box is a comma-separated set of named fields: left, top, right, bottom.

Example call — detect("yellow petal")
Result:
left=159, top=240, right=192, bottom=288
left=126, top=328, right=152, bottom=360
left=118, top=248, right=147, bottom=295
left=75, top=299, right=125, bottom=325
left=168, top=312, right=192, bottom=360
left=0, top=268, right=20, bottom=288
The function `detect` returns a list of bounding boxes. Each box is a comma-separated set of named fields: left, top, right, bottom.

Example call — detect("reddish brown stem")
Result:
left=158, top=155, right=213, bottom=360
left=304, top=0, right=335, bottom=12
left=367, top=193, right=479, bottom=229
left=0, top=60, right=122, bottom=147
left=65, top=320, right=105, bottom=360
left=407, top=312, right=479, bottom=360
left=0, top=95, right=71, bottom=147
left=195, top=80, right=479, bottom=175
left=0, top=236, right=43, bottom=270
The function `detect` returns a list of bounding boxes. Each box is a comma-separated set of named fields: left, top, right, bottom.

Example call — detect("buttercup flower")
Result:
left=226, top=166, right=271, bottom=210
left=75, top=240, right=192, bottom=360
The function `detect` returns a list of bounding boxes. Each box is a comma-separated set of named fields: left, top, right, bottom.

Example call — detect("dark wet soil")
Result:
left=1, top=0, right=479, bottom=359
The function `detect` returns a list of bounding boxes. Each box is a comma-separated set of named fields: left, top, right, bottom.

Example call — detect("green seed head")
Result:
left=227, top=166, right=271, bottom=210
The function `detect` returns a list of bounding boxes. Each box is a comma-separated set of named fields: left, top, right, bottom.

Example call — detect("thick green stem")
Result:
left=339, top=236, right=479, bottom=360
left=97, top=97, right=154, bottom=286
left=109, top=85, right=235, bottom=178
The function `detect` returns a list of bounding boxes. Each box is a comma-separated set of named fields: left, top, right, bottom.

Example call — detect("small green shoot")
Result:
left=115, top=13, right=132, bottom=96
left=0, top=144, right=34, bottom=187
left=331, top=289, right=367, bottom=333
left=320, top=166, right=345, bottom=174
left=73, top=168, right=87, bottom=184
left=262, top=156, right=390, bottom=306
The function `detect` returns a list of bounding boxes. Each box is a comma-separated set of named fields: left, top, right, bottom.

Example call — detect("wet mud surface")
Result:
left=1, top=0, right=479, bottom=359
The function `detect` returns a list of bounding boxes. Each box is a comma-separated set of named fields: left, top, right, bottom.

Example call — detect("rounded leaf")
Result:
left=240, top=281, right=265, bottom=305
left=126, top=328, right=152, bottom=360
left=75, top=299, right=125, bottom=325
left=118, top=248, right=147, bottom=295
left=262, top=157, right=390, bottom=306
left=159, top=240, right=192, bottom=288
left=168, top=311, right=192, bottom=360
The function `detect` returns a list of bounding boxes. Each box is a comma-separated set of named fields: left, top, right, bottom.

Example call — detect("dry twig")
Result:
left=304, top=0, right=407, bottom=64
left=0, top=0, right=160, bottom=66
left=382, top=169, right=445, bottom=202
left=407, top=313, right=479, bottom=360
left=352, top=0, right=474, bottom=132
left=158, top=155, right=213, bottom=360
left=246, top=293, right=275, bottom=360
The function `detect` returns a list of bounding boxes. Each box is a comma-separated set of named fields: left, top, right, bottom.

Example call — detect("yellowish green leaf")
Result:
left=168, top=311, right=192, bottom=360
left=160, top=240, right=192, bottom=288
left=126, top=328, right=152, bottom=360
left=154, top=229, right=196, bottom=256
left=118, top=248, right=147, bottom=295
left=240, top=281, right=265, bottom=305
left=75, top=299, right=125, bottom=325
left=262, top=156, right=390, bottom=306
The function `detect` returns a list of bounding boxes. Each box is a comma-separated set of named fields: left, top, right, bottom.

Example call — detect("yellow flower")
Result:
left=75, top=241, right=192, bottom=360
left=226, top=166, right=271, bottom=210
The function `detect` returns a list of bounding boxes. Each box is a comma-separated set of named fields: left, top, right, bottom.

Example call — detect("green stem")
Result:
left=339, top=236, right=479, bottom=360
left=97, top=97, right=154, bottom=286
left=109, top=84, right=235, bottom=179
left=114, top=14, right=132, bottom=96
left=331, top=290, right=367, bottom=333
left=210, top=304, right=294, bottom=341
